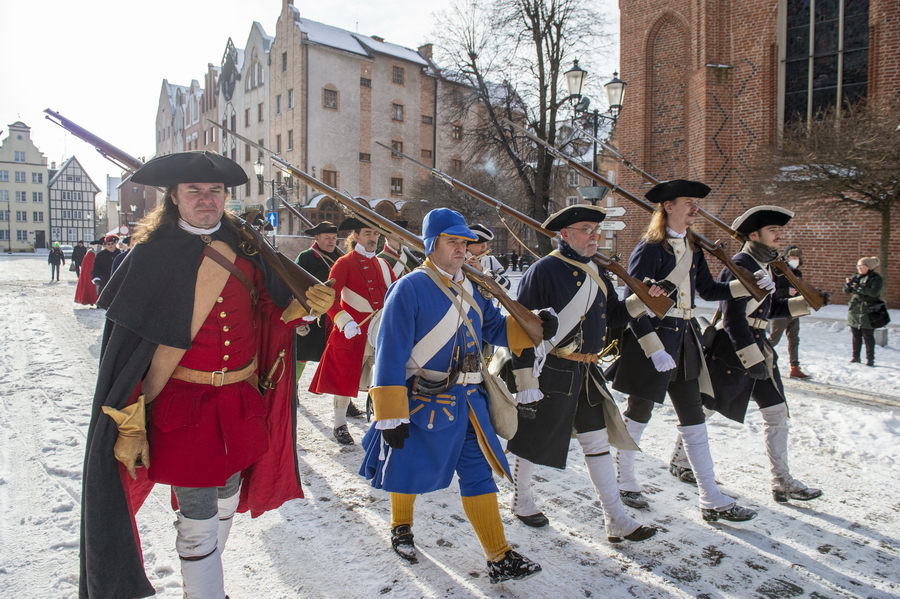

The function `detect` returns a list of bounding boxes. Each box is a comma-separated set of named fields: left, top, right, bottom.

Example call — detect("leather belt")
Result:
left=171, top=355, right=258, bottom=387
left=665, top=307, right=695, bottom=320
left=549, top=349, right=599, bottom=364
left=748, top=317, right=769, bottom=329
left=456, top=372, right=483, bottom=385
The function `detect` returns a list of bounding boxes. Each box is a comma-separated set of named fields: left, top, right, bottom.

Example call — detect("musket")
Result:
left=45, top=109, right=144, bottom=174
left=505, top=119, right=768, bottom=303
left=46, top=109, right=330, bottom=316
left=374, top=142, right=675, bottom=320
left=271, top=156, right=547, bottom=346
left=572, top=123, right=827, bottom=311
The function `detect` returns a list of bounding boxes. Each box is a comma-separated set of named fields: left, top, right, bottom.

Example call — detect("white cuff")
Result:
left=375, top=418, right=410, bottom=429
left=637, top=331, right=665, bottom=358
left=735, top=343, right=765, bottom=368
left=729, top=279, right=751, bottom=298
left=625, top=294, right=647, bottom=319
left=334, top=310, right=353, bottom=331
left=516, top=388, right=544, bottom=404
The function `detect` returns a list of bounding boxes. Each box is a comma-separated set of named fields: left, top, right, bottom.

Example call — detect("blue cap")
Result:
left=422, top=208, right=477, bottom=255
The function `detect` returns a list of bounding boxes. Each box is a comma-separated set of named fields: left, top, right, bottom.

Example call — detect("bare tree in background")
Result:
left=432, top=0, right=612, bottom=254
left=755, top=99, right=899, bottom=298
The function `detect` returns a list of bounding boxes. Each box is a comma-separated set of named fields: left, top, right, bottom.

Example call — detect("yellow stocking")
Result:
left=390, top=492, right=416, bottom=528
left=461, top=493, right=511, bottom=561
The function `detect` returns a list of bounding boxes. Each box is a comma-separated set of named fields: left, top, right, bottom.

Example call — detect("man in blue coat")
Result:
left=668, top=206, right=823, bottom=503
left=506, top=204, right=657, bottom=544
left=611, top=180, right=771, bottom=523
left=360, top=208, right=555, bottom=584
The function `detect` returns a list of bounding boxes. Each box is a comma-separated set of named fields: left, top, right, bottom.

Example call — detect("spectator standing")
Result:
left=48, top=242, right=66, bottom=281
left=767, top=247, right=808, bottom=378
left=92, top=235, right=121, bottom=296
left=844, top=257, right=884, bottom=367
left=75, top=241, right=100, bottom=306
left=72, top=240, right=87, bottom=276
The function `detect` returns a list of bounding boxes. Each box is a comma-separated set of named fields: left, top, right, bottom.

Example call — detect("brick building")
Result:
left=615, top=0, right=899, bottom=306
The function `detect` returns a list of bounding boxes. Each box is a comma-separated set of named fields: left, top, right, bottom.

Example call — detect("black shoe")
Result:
left=516, top=512, right=549, bottom=528
left=701, top=503, right=757, bottom=522
left=608, top=525, right=658, bottom=544
left=668, top=463, right=697, bottom=485
left=866, top=360, right=874, bottom=367
left=619, top=490, right=649, bottom=509
left=391, top=525, right=417, bottom=563
left=773, top=487, right=823, bottom=503
left=487, top=550, right=541, bottom=584
left=346, top=400, right=365, bottom=418
left=333, top=424, right=355, bottom=445
left=850, top=357, right=861, bottom=363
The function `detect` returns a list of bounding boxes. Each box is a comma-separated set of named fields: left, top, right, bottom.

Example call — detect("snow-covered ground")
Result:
left=1, top=254, right=898, bottom=598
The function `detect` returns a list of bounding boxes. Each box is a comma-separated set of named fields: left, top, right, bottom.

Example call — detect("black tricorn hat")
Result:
left=467, top=223, right=494, bottom=244
left=304, top=221, right=338, bottom=235
left=542, top=205, right=607, bottom=231
left=645, top=180, right=711, bottom=204
left=131, top=151, right=248, bottom=187
left=732, top=206, right=794, bottom=236
left=338, top=217, right=370, bottom=231
left=394, top=219, right=409, bottom=229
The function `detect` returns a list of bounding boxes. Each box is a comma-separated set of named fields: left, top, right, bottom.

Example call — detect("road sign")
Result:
left=599, top=220, right=626, bottom=231
left=266, top=211, right=278, bottom=228
left=604, top=206, right=626, bottom=217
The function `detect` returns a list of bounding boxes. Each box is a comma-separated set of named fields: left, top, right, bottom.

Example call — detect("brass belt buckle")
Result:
left=211, top=370, right=227, bottom=386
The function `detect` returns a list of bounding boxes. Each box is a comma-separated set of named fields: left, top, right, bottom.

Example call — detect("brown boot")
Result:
left=789, top=366, right=809, bottom=379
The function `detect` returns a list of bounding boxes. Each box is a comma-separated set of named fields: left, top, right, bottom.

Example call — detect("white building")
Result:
left=48, top=157, right=100, bottom=244
left=0, top=122, right=49, bottom=251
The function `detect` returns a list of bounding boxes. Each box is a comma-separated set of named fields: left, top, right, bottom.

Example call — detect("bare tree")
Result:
left=432, top=0, right=612, bottom=253
left=755, top=99, right=899, bottom=298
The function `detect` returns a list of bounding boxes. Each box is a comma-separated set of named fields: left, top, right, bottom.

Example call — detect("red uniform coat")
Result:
left=309, top=248, right=395, bottom=396
left=74, top=251, right=99, bottom=305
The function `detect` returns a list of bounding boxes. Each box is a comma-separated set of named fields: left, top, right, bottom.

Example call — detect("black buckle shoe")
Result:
left=668, top=463, right=697, bottom=485
left=515, top=512, right=549, bottom=528
left=487, top=550, right=541, bottom=584
left=391, top=525, right=417, bottom=563
left=619, top=490, right=649, bottom=509
left=608, top=525, right=658, bottom=544
left=346, top=400, right=365, bottom=418
left=773, top=487, right=823, bottom=503
left=333, top=425, right=355, bottom=445
left=701, top=503, right=757, bottom=522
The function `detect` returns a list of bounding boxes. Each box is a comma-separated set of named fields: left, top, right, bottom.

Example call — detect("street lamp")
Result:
left=254, top=157, right=293, bottom=239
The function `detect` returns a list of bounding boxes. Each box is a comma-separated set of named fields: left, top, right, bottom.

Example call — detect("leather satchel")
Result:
left=867, top=300, right=891, bottom=329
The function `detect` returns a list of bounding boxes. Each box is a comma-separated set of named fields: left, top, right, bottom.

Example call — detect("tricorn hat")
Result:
left=645, top=180, right=711, bottom=204
left=732, top=206, right=794, bottom=236
left=542, top=204, right=607, bottom=231
left=104, top=235, right=120, bottom=243
left=467, top=223, right=494, bottom=244
left=304, top=221, right=338, bottom=235
left=338, top=217, right=370, bottom=232
left=131, top=151, right=248, bottom=187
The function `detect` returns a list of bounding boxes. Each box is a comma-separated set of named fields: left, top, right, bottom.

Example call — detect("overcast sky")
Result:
left=0, top=0, right=618, bottom=195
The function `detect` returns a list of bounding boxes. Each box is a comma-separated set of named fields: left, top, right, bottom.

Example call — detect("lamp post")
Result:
left=254, top=158, right=293, bottom=241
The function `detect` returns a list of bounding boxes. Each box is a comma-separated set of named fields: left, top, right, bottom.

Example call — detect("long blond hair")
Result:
left=641, top=202, right=698, bottom=252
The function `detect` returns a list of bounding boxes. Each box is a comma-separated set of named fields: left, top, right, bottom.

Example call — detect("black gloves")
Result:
left=643, top=277, right=677, bottom=295
left=538, top=310, right=558, bottom=340
left=746, top=362, right=769, bottom=380
left=818, top=289, right=831, bottom=306
left=382, top=423, right=410, bottom=449
left=517, top=401, right=540, bottom=420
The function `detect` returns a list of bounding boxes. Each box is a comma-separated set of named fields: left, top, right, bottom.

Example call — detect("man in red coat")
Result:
left=310, top=217, right=396, bottom=445
left=80, top=151, right=334, bottom=599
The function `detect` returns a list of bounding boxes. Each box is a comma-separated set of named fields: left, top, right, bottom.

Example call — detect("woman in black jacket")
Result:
left=843, top=256, right=884, bottom=366
left=47, top=242, right=66, bottom=281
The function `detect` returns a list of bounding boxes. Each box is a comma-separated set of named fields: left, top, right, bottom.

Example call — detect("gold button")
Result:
left=224, top=340, right=231, bottom=346
left=576, top=281, right=582, bottom=287
left=222, top=367, right=228, bottom=372
left=601, top=314, right=606, bottom=318
left=680, top=292, right=685, bottom=296
left=675, top=250, right=680, bottom=254
left=223, top=355, right=230, bottom=361
left=675, top=327, right=679, bottom=331
left=573, top=271, right=579, bottom=276
left=216, top=297, right=224, bottom=303
left=220, top=311, right=227, bottom=318
left=599, top=302, right=604, bottom=307
left=223, top=326, right=230, bottom=332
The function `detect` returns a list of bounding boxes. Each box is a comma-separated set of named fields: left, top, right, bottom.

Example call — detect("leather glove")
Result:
left=305, top=282, right=335, bottom=316
left=538, top=310, right=558, bottom=340
left=517, top=401, right=540, bottom=420
left=296, top=324, right=310, bottom=337
left=746, top=362, right=769, bottom=380
left=101, top=394, right=150, bottom=480
left=382, top=422, right=410, bottom=449
left=754, top=270, right=776, bottom=293
left=642, top=277, right=677, bottom=295
left=817, top=288, right=831, bottom=306
left=343, top=321, right=361, bottom=339
left=649, top=349, right=677, bottom=372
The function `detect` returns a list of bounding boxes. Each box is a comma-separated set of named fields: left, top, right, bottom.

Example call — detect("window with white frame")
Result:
left=392, top=66, right=405, bottom=85
left=0, top=210, right=8, bottom=221
left=566, top=196, right=580, bottom=206
left=567, top=171, right=579, bottom=187
left=62, top=191, right=72, bottom=200
left=0, top=230, right=7, bottom=241
left=390, top=177, right=403, bottom=196
left=33, top=212, right=43, bottom=223
left=16, top=230, right=28, bottom=241
left=14, top=151, right=25, bottom=163
left=32, top=172, right=42, bottom=184
left=74, top=192, right=83, bottom=201
left=0, top=190, right=8, bottom=201
left=67, top=228, right=78, bottom=241
left=0, top=171, right=7, bottom=181
left=62, top=210, right=73, bottom=219
left=15, top=191, right=26, bottom=202
left=51, top=227, right=61, bottom=240
left=288, top=89, right=294, bottom=109
left=15, top=211, right=26, bottom=222
left=15, top=171, right=25, bottom=183
left=73, top=210, right=83, bottom=219
left=323, top=88, right=338, bottom=110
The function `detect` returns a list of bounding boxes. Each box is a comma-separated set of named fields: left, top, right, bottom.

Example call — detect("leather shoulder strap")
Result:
left=202, top=244, right=259, bottom=304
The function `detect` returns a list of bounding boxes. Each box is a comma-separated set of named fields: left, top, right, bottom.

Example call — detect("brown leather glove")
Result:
left=306, top=281, right=336, bottom=316
left=101, top=394, right=150, bottom=479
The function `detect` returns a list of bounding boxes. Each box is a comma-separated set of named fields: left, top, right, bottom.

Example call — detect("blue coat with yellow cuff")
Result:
left=703, top=252, right=810, bottom=422
left=359, top=264, right=531, bottom=496
left=610, top=237, right=747, bottom=403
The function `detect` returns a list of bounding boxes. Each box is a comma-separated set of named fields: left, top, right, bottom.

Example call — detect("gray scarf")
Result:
left=743, top=240, right=778, bottom=264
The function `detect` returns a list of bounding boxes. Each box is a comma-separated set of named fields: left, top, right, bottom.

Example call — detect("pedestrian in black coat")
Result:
left=91, top=235, right=121, bottom=295
left=48, top=242, right=66, bottom=281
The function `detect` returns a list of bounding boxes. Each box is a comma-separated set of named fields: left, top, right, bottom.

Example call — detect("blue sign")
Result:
left=266, top=211, right=278, bottom=228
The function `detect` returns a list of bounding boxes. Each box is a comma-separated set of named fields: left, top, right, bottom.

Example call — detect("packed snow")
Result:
left=0, top=254, right=898, bottom=598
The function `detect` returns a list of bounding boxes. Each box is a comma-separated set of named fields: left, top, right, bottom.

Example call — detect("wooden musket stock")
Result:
left=271, top=156, right=546, bottom=346
left=373, top=142, right=675, bottom=319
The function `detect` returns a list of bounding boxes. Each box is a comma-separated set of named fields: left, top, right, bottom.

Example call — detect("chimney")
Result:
left=371, top=36, right=385, bottom=43
left=418, top=44, right=433, bottom=60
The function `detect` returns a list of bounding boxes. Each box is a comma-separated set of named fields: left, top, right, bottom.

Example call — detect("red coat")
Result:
left=309, top=248, right=395, bottom=396
left=74, top=251, right=99, bottom=305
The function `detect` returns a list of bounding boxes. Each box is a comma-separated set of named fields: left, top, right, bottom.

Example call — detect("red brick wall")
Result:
left=616, top=0, right=900, bottom=307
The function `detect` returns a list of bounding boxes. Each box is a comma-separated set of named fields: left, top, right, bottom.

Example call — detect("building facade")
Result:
left=48, top=157, right=100, bottom=245
left=0, top=122, right=49, bottom=251
left=616, top=0, right=900, bottom=306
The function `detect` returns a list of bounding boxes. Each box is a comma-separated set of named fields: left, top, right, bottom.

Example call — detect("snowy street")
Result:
left=1, top=254, right=898, bottom=598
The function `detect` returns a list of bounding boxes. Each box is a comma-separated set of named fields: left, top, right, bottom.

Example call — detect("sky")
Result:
left=0, top=0, right=618, bottom=197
